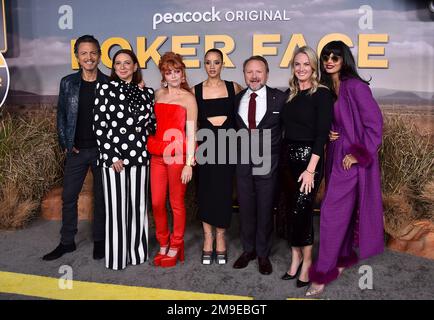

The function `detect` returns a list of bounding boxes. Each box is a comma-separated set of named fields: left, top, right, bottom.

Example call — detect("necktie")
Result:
left=248, top=92, right=257, bottom=129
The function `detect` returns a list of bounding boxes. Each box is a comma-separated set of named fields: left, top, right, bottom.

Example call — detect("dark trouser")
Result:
left=60, top=147, right=105, bottom=245
left=236, top=163, right=278, bottom=258
left=286, top=141, right=322, bottom=247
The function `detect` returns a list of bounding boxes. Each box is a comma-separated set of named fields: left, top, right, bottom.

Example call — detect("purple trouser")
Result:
left=309, top=167, right=360, bottom=284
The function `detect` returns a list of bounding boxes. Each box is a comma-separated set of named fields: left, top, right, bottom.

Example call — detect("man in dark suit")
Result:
left=42, top=35, right=108, bottom=261
left=233, top=56, right=286, bottom=275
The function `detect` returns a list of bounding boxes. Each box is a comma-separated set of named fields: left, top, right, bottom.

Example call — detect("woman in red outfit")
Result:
left=148, top=52, right=198, bottom=267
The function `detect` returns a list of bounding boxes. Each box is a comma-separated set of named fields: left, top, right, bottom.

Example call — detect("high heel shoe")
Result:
left=160, top=243, right=185, bottom=268
left=296, top=279, right=310, bottom=288
left=215, top=230, right=227, bottom=265
left=305, top=283, right=325, bottom=297
left=202, top=250, right=214, bottom=265
left=153, top=246, right=168, bottom=266
left=281, top=261, right=303, bottom=280
left=202, top=231, right=214, bottom=265
left=215, top=251, right=227, bottom=265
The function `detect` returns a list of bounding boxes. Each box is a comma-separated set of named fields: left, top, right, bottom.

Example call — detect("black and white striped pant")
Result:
left=102, top=166, right=149, bottom=270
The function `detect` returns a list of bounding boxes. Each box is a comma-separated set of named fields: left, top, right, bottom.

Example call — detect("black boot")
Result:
left=93, top=240, right=105, bottom=260
left=42, top=243, right=76, bottom=261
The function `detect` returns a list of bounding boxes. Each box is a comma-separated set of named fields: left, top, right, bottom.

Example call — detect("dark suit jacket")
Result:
left=234, top=86, right=286, bottom=177
left=57, top=69, right=109, bottom=151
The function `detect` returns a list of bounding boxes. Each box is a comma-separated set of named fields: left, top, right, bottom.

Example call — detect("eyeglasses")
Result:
left=321, top=54, right=341, bottom=63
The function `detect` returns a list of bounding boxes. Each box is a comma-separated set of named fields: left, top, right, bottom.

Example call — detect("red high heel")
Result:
left=160, top=244, right=184, bottom=267
left=153, top=246, right=168, bottom=266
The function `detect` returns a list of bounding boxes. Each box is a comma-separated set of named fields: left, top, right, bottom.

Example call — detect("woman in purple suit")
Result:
left=306, top=41, right=383, bottom=296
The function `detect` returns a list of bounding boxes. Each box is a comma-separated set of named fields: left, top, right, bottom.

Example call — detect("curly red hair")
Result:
left=158, top=52, right=190, bottom=91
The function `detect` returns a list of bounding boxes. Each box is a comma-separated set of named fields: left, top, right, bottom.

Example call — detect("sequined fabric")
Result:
left=287, top=143, right=313, bottom=162
left=286, top=142, right=322, bottom=247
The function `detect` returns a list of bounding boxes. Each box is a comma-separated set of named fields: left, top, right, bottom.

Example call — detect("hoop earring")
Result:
left=162, top=81, right=168, bottom=88
left=182, top=77, right=186, bottom=83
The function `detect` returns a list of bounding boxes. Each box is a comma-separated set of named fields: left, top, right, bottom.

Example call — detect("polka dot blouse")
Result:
left=93, top=80, right=156, bottom=168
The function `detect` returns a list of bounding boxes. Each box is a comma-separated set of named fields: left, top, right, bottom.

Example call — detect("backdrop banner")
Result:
left=2, top=0, right=433, bottom=108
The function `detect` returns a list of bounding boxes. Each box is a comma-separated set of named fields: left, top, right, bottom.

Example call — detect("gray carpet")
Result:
left=0, top=213, right=433, bottom=300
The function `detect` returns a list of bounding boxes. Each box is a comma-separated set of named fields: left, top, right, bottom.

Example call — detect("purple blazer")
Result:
left=323, top=77, right=384, bottom=259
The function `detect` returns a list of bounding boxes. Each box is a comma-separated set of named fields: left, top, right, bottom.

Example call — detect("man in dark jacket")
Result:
left=232, top=56, right=286, bottom=275
left=43, top=35, right=108, bottom=261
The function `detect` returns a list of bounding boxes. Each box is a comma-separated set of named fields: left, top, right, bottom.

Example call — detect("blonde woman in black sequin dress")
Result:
left=281, top=46, right=333, bottom=286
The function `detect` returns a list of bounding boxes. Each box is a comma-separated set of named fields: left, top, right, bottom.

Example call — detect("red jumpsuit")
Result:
left=148, top=102, right=187, bottom=250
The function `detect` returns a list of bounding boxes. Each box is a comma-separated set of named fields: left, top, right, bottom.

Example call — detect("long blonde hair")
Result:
left=287, top=46, right=325, bottom=102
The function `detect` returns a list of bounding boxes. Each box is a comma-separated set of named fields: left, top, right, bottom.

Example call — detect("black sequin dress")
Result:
left=282, top=87, right=333, bottom=246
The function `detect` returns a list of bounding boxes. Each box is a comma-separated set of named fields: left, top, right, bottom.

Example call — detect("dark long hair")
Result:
left=110, top=49, right=142, bottom=85
left=205, top=48, right=223, bottom=61
left=320, top=41, right=370, bottom=96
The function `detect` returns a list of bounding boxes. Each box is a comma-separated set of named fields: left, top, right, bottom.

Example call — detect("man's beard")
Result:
left=247, top=83, right=265, bottom=91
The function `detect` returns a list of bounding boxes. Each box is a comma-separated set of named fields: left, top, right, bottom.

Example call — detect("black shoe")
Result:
left=281, top=261, right=303, bottom=280
left=281, top=272, right=296, bottom=280
left=202, top=251, right=214, bottom=265
left=93, top=240, right=105, bottom=260
left=215, top=251, right=228, bottom=265
left=42, top=243, right=76, bottom=261
left=233, top=252, right=256, bottom=269
left=258, top=256, right=273, bottom=275
left=296, top=279, right=310, bottom=288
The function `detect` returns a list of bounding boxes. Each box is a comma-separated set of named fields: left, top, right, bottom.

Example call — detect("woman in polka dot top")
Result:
left=93, top=49, right=156, bottom=270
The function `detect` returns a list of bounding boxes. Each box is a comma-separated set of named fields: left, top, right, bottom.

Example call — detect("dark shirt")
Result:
left=282, top=86, right=333, bottom=156
left=74, top=80, right=97, bottom=149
